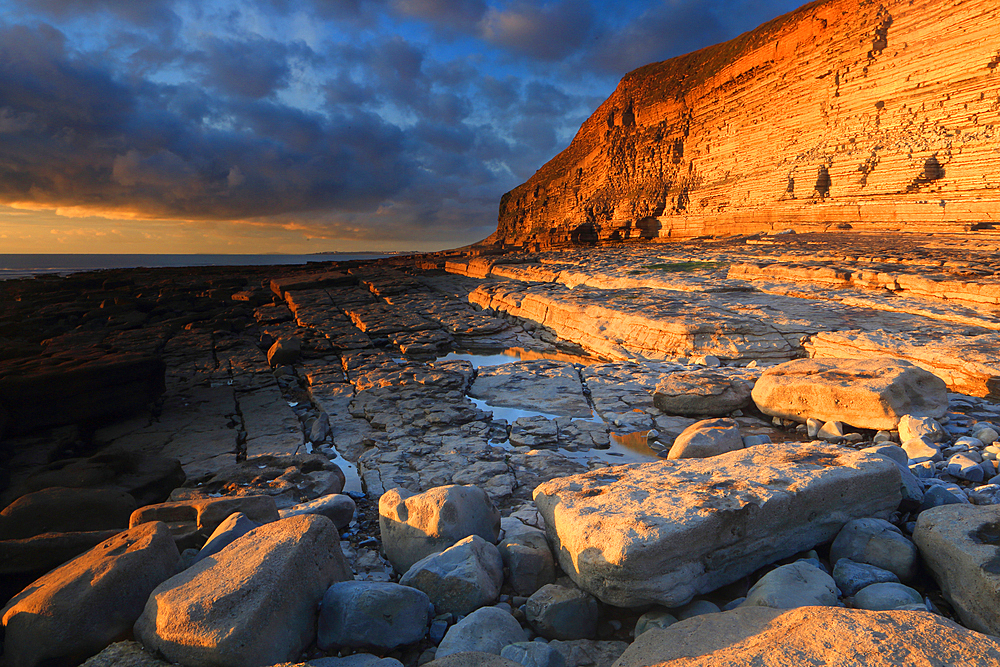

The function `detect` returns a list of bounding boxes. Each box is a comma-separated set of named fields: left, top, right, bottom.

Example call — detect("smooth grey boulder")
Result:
left=652, top=372, right=751, bottom=416
left=851, top=582, right=924, bottom=611
left=498, top=518, right=556, bottom=596
left=898, top=415, right=946, bottom=443
left=740, top=561, right=840, bottom=609
left=832, top=558, right=900, bottom=597
left=667, top=418, right=743, bottom=459
left=547, top=639, right=628, bottom=667
left=1, top=522, right=179, bottom=667
left=920, top=484, right=967, bottom=510
left=901, top=436, right=941, bottom=464
left=134, top=514, right=350, bottom=667
left=526, top=583, right=599, bottom=640
left=399, top=535, right=504, bottom=616
left=829, top=518, right=919, bottom=582
left=317, top=581, right=432, bottom=652
left=533, top=443, right=900, bottom=607
left=634, top=609, right=678, bottom=637
left=379, top=485, right=501, bottom=574
left=435, top=606, right=527, bottom=659
left=423, top=653, right=522, bottom=667
left=914, top=503, right=1000, bottom=635
left=675, top=599, right=721, bottom=619
left=750, top=358, right=947, bottom=430
left=500, top=642, right=566, bottom=667
left=192, top=511, right=258, bottom=565
left=280, top=493, right=356, bottom=529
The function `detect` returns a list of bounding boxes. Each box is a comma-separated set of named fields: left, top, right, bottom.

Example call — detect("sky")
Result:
left=0, top=0, right=804, bottom=254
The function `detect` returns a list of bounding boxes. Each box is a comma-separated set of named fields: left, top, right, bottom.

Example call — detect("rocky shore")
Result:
left=4, top=231, right=1000, bottom=666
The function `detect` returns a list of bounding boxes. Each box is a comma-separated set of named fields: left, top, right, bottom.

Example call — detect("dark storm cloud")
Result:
left=0, top=22, right=414, bottom=220
left=390, top=0, right=487, bottom=32
left=480, top=0, right=596, bottom=61
left=10, top=0, right=178, bottom=27
left=191, top=36, right=302, bottom=99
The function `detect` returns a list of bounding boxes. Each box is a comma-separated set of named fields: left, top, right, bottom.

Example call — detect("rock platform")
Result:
left=3, top=232, right=1000, bottom=666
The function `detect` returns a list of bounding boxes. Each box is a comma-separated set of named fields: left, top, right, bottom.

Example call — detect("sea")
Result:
left=0, top=253, right=405, bottom=281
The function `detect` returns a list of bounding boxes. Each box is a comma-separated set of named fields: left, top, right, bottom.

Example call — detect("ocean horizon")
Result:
left=0, top=252, right=411, bottom=280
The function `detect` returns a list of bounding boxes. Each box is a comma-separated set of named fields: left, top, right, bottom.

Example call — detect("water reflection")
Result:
left=610, top=431, right=662, bottom=458
left=438, top=347, right=599, bottom=368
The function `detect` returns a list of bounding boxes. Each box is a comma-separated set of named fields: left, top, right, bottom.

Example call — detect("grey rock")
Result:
left=633, top=609, right=678, bottom=637
left=914, top=503, right=1000, bottom=635
left=829, top=518, right=919, bottom=582
left=267, top=336, right=302, bottom=367
left=435, top=606, right=527, bottom=659
left=380, top=485, right=501, bottom=574
left=281, top=493, right=356, bottom=529
left=667, top=418, right=743, bottom=459
left=546, top=639, right=628, bottom=667
left=399, top=535, right=504, bottom=616
left=920, top=484, right=968, bottom=511
left=498, top=519, right=556, bottom=596
left=674, top=599, right=721, bottom=619
left=317, top=581, right=432, bottom=652
left=500, top=642, right=566, bottom=667
left=192, top=511, right=258, bottom=565
left=898, top=415, right=946, bottom=443
left=832, top=558, right=900, bottom=597
left=901, top=437, right=941, bottom=464
left=526, top=584, right=599, bottom=640
left=652, top=372, right=751, bottom=416
left=740, top=561, right=840, bottom=609
left=851, top=582, right=924, bottom=611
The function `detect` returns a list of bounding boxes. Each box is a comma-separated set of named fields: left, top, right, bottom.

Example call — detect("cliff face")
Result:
left=489, top=0, right=1000, bottom=249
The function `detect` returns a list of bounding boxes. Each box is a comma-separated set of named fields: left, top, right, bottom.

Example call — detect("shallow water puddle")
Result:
left=438, top=346, right=600, bottom=368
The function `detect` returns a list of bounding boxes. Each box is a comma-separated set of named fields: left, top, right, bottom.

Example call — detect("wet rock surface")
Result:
left=3, top=236, right=1000, bottom=666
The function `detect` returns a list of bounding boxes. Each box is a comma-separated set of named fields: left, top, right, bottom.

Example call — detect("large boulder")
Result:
left=0, top=487, right=136, bottom=538
left=652, top=372, right=751, bottom=416
left=497, top=518, right=556, bottom=596
left=317, top=581, right=433, bottom=652
left=1, top=522, right=180, bottom=667
left=533, top=443, right=900, bottom=607
left=740, top=561, right=840, bottom=609
left=134, top=514, right=350, bottom=667
left=379, top=485, right=500, bottom=574
left=913, top=503, right=1000, bottom=635
left=398, top=535, right=504, bottom=616
left=435, top=606, right=527, bottom=659
left=750, top=358, right=947, bottom=430
left=129, top=494, right=279, bottom=549
left=612, top=606, right=1000, bottom=667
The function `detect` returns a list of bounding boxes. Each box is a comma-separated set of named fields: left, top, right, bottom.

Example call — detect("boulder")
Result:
left=829, top=518, right=919, bottom=582
left=851, top=582, right=924, bottom=611
left=667, top=418, right=743, bottom=459
left=533, top=443, right=900, bottom=607
left=280, top=493, right=357, bottom=529
left=750, top=358, right=947, bottom=430
left=423, top=654, right=522, bottom=667
left=379, top=485, right=501, bottom=574
left=191, top=511, right=258, bottom=565
left=1, top=522, right=180, bottom=667
left=0, top=487, right=136, bottom=539
left=267, top=336, right=302, bottom=367
left=317, top=581, right=433, bottom=652
left=897, top=415, right=946, bottom=443
left=500, top=642, right=566, bottom=667
left=651, top=372, right=751, bottom=416
left=547, top=639, right=628, bottom=667
left=740, top=561, right=840, bottom=609
left=612, top=606, right=1000, bottom=667
left=831, top=559, right=899, bottom=597
left=634, top=609, right=678, bottom=637
left=134, top=514, right=350, bottom=667
left=913, top=503, right=1000, bottom=635
left=435, top=606, right=527, bottom=659
left=0, top=529, right=124, bottom=576
left=498, top=518, right=556, bottom=596
left=22, top=450, right=184, bottom=506
left=398, top=535, right=504, bottom=616
left=526, top=583, right=599, bottom=640
left=129, top=494, right=279, bottom=549
left=79, top=641, right=173, bottom=667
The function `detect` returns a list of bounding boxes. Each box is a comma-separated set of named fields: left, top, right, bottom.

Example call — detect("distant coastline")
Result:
left=0, top=252, right=409, bottom=281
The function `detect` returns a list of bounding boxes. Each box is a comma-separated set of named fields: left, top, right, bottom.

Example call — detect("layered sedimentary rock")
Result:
left=488, top=0, right=1000, bottom=248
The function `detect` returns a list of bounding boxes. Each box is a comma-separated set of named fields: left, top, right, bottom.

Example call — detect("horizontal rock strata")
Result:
left=533, top=442, right=900, bottom=607
left=487, top=0, right=1000, bottom=249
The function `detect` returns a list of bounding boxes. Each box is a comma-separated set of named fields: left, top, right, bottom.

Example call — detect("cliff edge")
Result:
left=487, top=0, right=1000, bottom=249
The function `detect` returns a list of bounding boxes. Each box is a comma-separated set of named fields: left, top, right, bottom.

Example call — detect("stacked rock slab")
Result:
left=486, top=0, right=1000, bottom=250
left=533, top=443, right=900, bottom=607
left=750, top=358, right=947, bottom=430
left=612, top=606, right=1000, bottom=667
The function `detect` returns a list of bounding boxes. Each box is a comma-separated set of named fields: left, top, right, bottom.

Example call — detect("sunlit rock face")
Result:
left=489, top=0, right=1000, bottom=249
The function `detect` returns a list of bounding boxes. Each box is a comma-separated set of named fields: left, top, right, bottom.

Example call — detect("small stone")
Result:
left=634, top=609, right=678, bottom=637
left=829, top=518, right=919, bottom=582
left=817, top=421, right=845, bottom=441
left=898, top=415, right=946, bottom=443
left=674, top=599, right=721, bottom=619
left=920, top=485, right=969, bottom=511
left=435, top=606, right=527, bottom=659
left=740, top=561, right=840, bottom=609
left=851, top=582, right=924, bottom=611
left=526, top=584, right=599, bottom=640
left=667, top=418, right=743, bottom=459
left=948, top=453, right=986, bottom=482
left=806, top=417, right=822, bottom=438
left=742, top=434, right=771, bottom=447
left=832, top=558, right=900, bottom=597
left=873, top=431, right=893, bottom=443
left=500, top=642, right=566, bottom=667
left=901, top=437, right=941, bottom=464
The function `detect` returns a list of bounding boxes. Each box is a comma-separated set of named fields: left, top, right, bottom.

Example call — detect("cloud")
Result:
left=190, top=36, right=300, bottom=99
left=479, top=0, right=596, bottom=61
left=390, top=0, right=487, bottom=32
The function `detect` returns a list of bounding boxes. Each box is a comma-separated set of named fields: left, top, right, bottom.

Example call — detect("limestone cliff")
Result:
left=488, top=0, right=1000, bottom=249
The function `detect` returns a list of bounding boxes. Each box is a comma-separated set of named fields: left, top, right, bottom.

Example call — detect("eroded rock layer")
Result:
left=488, top=0, right=1000, bottom=249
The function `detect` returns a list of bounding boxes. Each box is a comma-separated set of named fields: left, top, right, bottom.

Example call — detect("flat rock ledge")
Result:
left=612, top=606, right=1000, bottom=667
left=533, top=443, right=901, bottom=607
